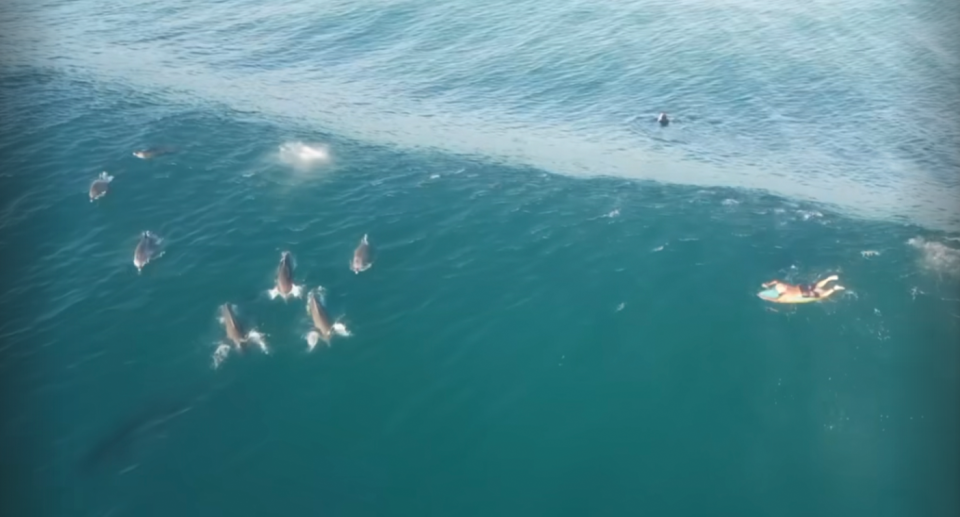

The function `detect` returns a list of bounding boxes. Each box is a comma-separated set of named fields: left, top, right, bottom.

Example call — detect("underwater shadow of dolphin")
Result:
left=78, top=382, right=224, bottom=473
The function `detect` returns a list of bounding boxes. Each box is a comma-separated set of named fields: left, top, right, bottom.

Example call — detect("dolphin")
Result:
left=306, top=287, right=350, bottom=350
left=268, top=251, right=302, bottom=300
left=79, top=401, right=193, bottom=473
left=133, top=231, right=163, bottom=272
left=89, top=171, right=114, bottom=201
left=221, top=303, right=247, bottom=348
left=76, top=380, right=224, bottom=473
left=132, top=147, right=175, bottom=160
left=351, top=234, right=372, bottom=274
left=217, top=303, right=267, bottom=355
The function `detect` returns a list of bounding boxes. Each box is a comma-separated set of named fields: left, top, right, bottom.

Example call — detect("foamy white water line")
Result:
left=4, top=0, right=959, bottom=232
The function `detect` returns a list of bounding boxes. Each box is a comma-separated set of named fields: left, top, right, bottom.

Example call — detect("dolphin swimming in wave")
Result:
left=89, top=171, right=114, bottom=201
left=305, top=287, right=350, bottom=350
left=212, top=303, right=267, bottom=368
left=133, top=231, right=163, bottom=272
left=132, top=147, right=176, bottom=160
left=268, top=251, right=303, bottom=300
left=351, top=234, right=372, bottom=274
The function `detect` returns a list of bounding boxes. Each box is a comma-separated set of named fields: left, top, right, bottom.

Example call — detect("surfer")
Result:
left=657, top=112, right=670, bottom=126
left=758, top=275, right=845, bottom=303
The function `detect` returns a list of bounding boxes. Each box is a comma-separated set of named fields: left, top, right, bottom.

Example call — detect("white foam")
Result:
left=278, top=141, right=331, bottom=170
left=211, top=343, right=231, bottom=370
left=332, top=322, right=351, bottom=337
left=306, top=330, right=320, bottom=351
left=247, top=330, right=269, bottom=354
left=907, top=237, right=960, bottom=278
left=268, top=282, right=303, bottom=301
left=11, top=0, right=960, bottom=232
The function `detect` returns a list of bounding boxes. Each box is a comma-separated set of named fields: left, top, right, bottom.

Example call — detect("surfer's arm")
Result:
left=761, top=279, right=780, bottom=288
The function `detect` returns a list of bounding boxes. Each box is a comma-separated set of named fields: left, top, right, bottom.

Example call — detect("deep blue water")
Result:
left=1, top=1, right=959, bottom=516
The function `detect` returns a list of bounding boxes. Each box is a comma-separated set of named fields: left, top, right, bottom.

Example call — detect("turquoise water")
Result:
left=2, top=1, right=959, bottom=516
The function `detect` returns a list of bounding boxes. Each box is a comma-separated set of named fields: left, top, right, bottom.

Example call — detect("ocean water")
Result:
left=1, top=1, right=959, bottom=516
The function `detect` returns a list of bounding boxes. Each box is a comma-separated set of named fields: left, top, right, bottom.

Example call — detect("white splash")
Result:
left=246, top=330, right=269, bottom=354
left=278, top=141, right=330, bottom=169
left=910, top=286, right=924, bottom=300
left=332, top=322, right=351, bottom=337
left=907, top=237, right=960, bottom=278
left=306, top=330, right=321, bottom=351
left=268, top=283, right=303, bottom=301
left=211, top=344, right=231, bottom=370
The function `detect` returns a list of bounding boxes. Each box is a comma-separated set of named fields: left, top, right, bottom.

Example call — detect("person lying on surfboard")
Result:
left=758, top=275, right=845, bottom=303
